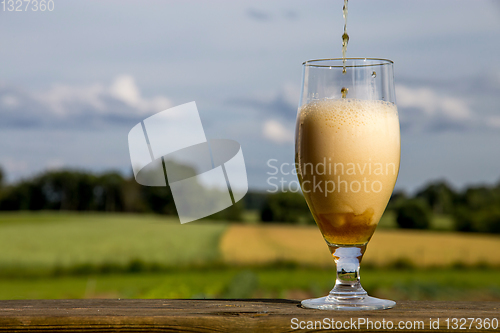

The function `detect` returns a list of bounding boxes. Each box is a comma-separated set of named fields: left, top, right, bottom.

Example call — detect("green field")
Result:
left=0, top=212, right=499, bottom=301
left=0, top=212, right=226, bottom=271
left=1, top=268, right=499, bottom=301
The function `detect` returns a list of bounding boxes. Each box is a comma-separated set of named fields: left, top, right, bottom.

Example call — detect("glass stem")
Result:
left=328, top=244, right=367, bottom=298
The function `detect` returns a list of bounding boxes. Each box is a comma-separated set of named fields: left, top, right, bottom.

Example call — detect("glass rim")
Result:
left=303, top=58, right=393, bottom=68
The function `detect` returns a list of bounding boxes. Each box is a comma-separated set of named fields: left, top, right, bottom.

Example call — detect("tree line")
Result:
left=0, top=168, right=175, bottom=214
left=0, top=166, right=244, bottom=221
left=260, top=181, right=500, bottom=233
left=0, top=167, right=499, bottom=233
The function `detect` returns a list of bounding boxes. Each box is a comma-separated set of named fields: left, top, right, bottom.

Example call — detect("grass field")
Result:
left=1, top=268, right=499, bottom=301
left=2, top=212, right=498, bottom=271
left=221, top=224, right=500, bottom=267
left=0, top=212, right=499, bottom=301
left=0, top=212, right=226, bottom=270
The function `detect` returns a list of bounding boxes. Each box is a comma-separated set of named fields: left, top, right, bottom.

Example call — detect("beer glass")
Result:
left=295, top=58, right=399, bottom=310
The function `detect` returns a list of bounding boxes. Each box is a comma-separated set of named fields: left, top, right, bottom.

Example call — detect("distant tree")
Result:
left=207, top=200, right=244, bottom=222
left=37, top=171, right=96, bottom=211
left=94, top=172, right=125, bottom=212
left=0, top=167, right=4, bottom=204
left=394, top=199, right=431, bottom=229
left=453, top=206, right=500, bottom=234
left=122, top=178, right=149, bottom=213
left=137, top=160, right=197, bottom=215
left=478, top=208, right=500, bottom=234
left=0, top=170, right=124, bottom=212
left=416, top=181, right=456, bottom=214
left=0, top=180, right=46, bottom=210
left=0, top=163, right=197, bottom=216
left=260, top=192, right=313, bottom=224
left=461, top=187, right=500, bottom=210
left=140, top=184, right=176, bottom=215
left=451, top=184, right=500, bottom=234
left=387, top=190, right=408, bottom=211
left=453, top=206, right=475, bottom=232
left=243, top=191, right=268, bottom=211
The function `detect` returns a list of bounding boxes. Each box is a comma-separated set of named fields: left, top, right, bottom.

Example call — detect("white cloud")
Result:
left=281, top=83, right=300, bottom=109
left=486, top=116, right=500, bottom=129
left=45, top=159, right=65, bottom=171
left=393, top=84, right=493, bottom=133
left=36, top=83, right=107, bottom=116
left=2, top=157, right=29, bottom=175
left=0, top=75, right=173, bottom=128
left=396, top=85, right=472, bottom=121
left=1, top=94, right=20, bottom=108
left=262, top=119, right=294, bottom=144
left=39, top=75, right=172, bottom=117
left=227, top=83, right=300, bottom=120
left=110, top=75, right=141, bottom=107
left=109, top=75, right=171, bottom=113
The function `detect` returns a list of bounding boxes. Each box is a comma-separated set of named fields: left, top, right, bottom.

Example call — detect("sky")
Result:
left=1, top=0, right=500, bottom=193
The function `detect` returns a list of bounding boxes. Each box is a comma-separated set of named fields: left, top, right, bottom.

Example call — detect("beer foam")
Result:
left=299, top=98, right=398, bottom=130
left=296, top=98, right=400, bottom=245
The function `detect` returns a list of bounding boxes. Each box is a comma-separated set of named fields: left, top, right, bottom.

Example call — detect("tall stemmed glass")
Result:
left=296, top=58, right=400, bottom=310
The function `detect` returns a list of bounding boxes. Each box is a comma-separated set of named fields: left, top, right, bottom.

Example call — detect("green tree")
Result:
left=94, top=172, right=125, bottom=212
left=243, top=191, right=268, bottom=211
left=416, top=181, right=456, bottom=214
left=453, top=206, right=475, bottom=232
left=0, top=167, right=5, bottom=203
left=453, top=206, right=500, bottom=234
left=387, top=190, right=408, bottom=211
left=394, top=199, right=431, bottom=229
left=0, top=167, right=4, bottom=188
left=207, top=200, right=244, bottom=222
left=37, top=171, right=96, bottom=211
left=260, top=192, right=313, bottom=224
left=461, top=187, right=499, bottom=210
left=122, top=177, right=149, bottom=213
left=139, top=186, right=176, bottom=215
left=0, top=180, right=46, bottom=210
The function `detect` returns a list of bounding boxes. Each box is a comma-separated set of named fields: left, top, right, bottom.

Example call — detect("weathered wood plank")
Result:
left=0, top=299, right=498, bottom=332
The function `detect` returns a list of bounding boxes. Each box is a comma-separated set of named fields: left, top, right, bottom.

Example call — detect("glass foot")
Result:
left=301, top=294, right=396, bottom=311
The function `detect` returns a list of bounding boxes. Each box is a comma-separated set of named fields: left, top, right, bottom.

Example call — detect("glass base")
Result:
left=301, top=294, right=396, bottom=311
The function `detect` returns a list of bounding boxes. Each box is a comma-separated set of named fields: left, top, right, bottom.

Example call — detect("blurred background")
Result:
left=0, top=0, right=499, bottom=301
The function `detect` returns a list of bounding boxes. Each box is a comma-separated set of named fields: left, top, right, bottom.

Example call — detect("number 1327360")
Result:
left=2, top=0, right=54, bottom=12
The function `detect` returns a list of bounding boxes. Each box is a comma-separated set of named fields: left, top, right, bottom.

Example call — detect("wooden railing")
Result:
left=0, top=299, right=499, bottom=332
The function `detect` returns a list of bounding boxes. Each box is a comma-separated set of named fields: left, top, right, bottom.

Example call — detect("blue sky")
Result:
left=1, top=0, right=499, bottom=192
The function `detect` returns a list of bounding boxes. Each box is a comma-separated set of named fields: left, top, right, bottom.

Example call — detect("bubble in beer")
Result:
left=341, top=87, right=348, bottom=98
left=372, top=71, right=376, bottom=78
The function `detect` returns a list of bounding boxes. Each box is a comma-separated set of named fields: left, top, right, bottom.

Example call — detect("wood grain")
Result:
left=0, top=299, right=498, bottom=332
